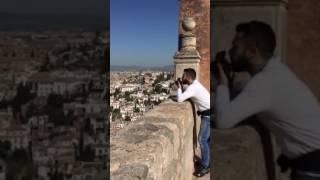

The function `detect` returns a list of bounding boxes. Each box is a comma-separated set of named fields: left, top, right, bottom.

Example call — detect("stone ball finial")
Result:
left=182, top=17, right=196, bottom=32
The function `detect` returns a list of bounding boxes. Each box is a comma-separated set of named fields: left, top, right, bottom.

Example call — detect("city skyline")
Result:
left=110, top=0, right=179, bottom=67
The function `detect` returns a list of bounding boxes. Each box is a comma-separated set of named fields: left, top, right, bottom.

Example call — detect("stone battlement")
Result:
left=212, top=125, right=291, bottom=180
left=110, top=101, right=292, bottom=180
left=110, top=100, right=196, bottom=180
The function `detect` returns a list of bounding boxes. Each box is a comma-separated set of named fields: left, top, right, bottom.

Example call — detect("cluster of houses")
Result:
left=110, top=71, right=173, bottom=135
left=0, top=32, right=108, bottom=180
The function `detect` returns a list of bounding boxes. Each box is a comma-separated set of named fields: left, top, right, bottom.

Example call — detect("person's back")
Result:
left=256, top=58, right=320, bottom=158
left=184, top=80, right=210, bottom=111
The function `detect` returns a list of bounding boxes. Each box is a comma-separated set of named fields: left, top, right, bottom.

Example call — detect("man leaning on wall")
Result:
left=213, top=21, right=320, bottom=180
left=175, top=68, right=211, bottom=177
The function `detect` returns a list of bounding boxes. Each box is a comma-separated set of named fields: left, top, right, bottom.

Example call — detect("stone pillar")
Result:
left=174, top=17, right=201, bottom=81
left=178, top=0, right=211, bottom=90
left=287, top=0, right=320, bottom=97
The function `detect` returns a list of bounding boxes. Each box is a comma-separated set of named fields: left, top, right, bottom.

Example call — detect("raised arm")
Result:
left=215, top=81, right=271, bottom=128
left=177, top=86, right=195, bottom=102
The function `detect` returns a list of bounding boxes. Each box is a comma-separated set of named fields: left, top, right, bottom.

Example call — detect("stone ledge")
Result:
left=111, top=100, right=195, bottom=180
left=212, top=127, right=267, bottom=180
left=212, top=126, right=291, bottom=180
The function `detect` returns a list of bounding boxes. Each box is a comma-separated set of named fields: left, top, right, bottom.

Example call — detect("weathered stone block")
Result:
left=110, top=100, right=196, bottom=180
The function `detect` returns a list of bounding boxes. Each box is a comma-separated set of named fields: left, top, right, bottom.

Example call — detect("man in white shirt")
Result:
left=215, top=21, right=320, bottom=180
left=176, top=68, right=210, bottom=177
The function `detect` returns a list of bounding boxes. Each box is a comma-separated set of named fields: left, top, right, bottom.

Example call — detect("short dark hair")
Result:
left=236, top=21, right=276, bottom=60
left=183, top=68, right=196, bottom=80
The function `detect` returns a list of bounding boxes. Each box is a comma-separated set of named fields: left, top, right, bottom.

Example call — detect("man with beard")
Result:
left=214, top=21, right=320, bottom=180
left=176, top=68, right=210, bottom=177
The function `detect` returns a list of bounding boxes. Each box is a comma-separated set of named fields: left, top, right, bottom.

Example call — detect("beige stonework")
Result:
left=110, top=100, right=196, bottom=180
left=212, top=125, right=291, bottom=180
left=179, top=0, right=211, bottom=90
left=174, top=56, right=200, bottom=80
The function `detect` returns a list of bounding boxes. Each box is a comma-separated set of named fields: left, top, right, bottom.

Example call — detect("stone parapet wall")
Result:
left=212, top=126, right=291, bottom=180
left=212, top=127, right=268, bottom=180
left=110, top=100, right=195, bottom=180
left=111, top=101, right=294, bottom=180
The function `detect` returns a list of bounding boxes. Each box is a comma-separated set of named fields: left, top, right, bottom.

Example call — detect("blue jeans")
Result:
left=292, top=171, right=320, bottom=180
left=198, top=115, right=210, bottom=168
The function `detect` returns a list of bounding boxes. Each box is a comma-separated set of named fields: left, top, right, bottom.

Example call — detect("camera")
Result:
left=175, top=78, right=183, bottom=87
left=212, top=51, right=233, bottom=81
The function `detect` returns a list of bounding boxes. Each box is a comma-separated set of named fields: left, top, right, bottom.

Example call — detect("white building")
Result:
left=0, top=125, right=29, bottom=150
left=29, top=72, right=82, bottom=97
left=111, top=101, right=120, bottom=109
left=120, top=84, right=137, bottom=92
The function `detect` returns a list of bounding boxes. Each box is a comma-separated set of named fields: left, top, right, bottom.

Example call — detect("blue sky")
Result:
left=110, top=0, right=179, bottom=66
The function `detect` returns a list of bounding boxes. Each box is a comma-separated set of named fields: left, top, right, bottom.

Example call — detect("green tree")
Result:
left=144, top=99, right=151, bottom=106
left=47, top=94, right=64, bottom=108
left=112, top=109, right=121, bottom=121
left=25, top=103, right=37, bottom=120
left=0, top=140, right=11, bottom=158
left=152, top=73, right=166, bottom=87
left=166, top=73, right=173, bottom=81
left=80, top=145, right=95, bottom=162
left=124, top=116, right=131, bottom=121
left=84, top=118, right=94, bottom=136
left=114, top=88, right=121, bottom=97
left=6, top=148, right=32, bottom=180
left=46, top=93, right=70, bottom=126
left=154, top=84, right=162, bottom=94
left=159, top=73, right=165, bottom=81
left=134, top=107, right=140, bottom=113
left=12, top=83, right=35, bottom=115
left=154, top=100, right=161, bottom=106
left=124, top=92, right=132, bottom=101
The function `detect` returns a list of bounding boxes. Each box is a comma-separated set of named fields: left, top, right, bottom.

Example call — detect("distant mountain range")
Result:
left=110, top=65, right=174, bottom=72
left=0, top=12, right=108, bottom=31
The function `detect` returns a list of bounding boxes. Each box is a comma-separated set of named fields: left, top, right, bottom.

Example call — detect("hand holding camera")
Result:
left=213, top=51, right=233, bottom=86
left=175, top=78, right=183, bottom=89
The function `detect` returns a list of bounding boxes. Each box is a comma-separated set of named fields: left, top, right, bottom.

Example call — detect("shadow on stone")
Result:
left=237, top=117, right=276, bottom=180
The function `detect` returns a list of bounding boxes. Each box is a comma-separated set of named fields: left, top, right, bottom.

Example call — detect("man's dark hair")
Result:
left=236, top=21, right=276, bottom=60
left=184, top=68, right=196, bottom=80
